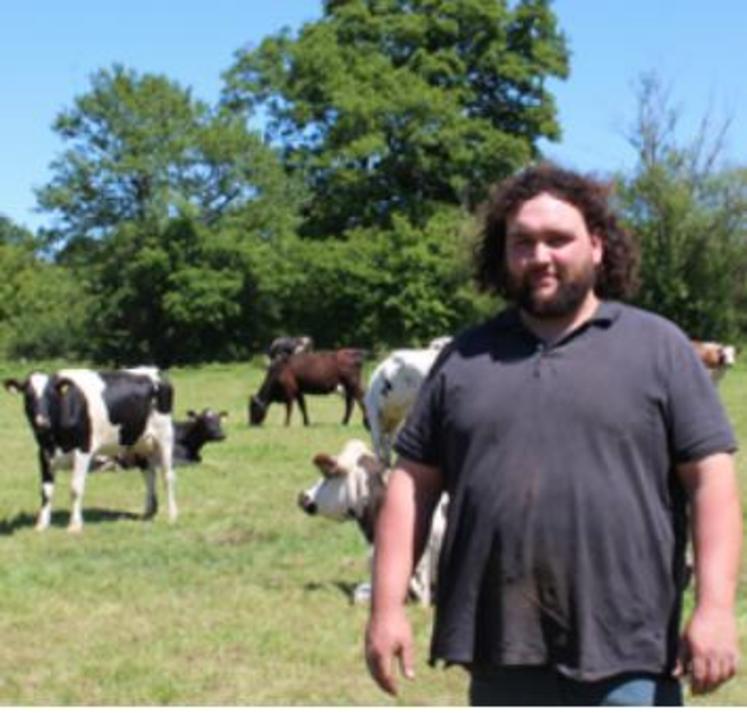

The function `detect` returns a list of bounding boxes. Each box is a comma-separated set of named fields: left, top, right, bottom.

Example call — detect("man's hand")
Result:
left=364, top=607, right=415, bottom=696
left=675, top=606, right=740, bottom=695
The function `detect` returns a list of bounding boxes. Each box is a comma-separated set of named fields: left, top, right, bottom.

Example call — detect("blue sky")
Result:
left=1, top=1, right=745, bottom=232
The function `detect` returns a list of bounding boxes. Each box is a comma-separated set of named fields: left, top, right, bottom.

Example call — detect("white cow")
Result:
left=298, top=438, right=447, bottom=605
left=364, top=339, right=450, bottom=465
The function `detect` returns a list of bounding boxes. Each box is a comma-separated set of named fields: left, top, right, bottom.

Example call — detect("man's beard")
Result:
left=506, top=263, right=597, bottom=319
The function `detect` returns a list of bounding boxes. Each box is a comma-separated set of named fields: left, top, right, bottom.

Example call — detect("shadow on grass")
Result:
left=0, top=507, right=142, bottom=535
left=304, top=579, right=365, bottom=604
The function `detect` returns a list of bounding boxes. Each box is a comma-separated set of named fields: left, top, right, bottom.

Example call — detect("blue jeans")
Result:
left=469, top=666, right=683, bottom=706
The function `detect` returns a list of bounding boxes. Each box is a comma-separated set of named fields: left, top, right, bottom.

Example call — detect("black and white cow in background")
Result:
left=111, top=408, right=228, bottom=469
left=267, top=335, right=314, bottom=363
left=4, top=367, right=177, bottom=532
left=173, top=409, right=227, bottom=465
left=363, top=338, right=451, bottom=465
left=297, top=438, right=447, bottom=605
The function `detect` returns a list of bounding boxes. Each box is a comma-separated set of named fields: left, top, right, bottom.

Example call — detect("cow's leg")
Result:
left=155, top=431, right=178, bottom=523
left=68, top=451, right=94, bottom=532
left=354, top=389, right=367, bottom=426
left=162, top=460, right=178, bottom=524
left=297, top=393, right=310, bottom=426
left=342, top=389, right=354, bottom=425
left=284, top=398, right=293, bottom=426
left=36, top=449, right=55, bottom=531
left=142, top=465, right=158, bottom=519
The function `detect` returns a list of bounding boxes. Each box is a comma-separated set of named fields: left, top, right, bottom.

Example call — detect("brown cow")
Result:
left=691, top=340, right=737, bottom=383
left=249, top=349, right=367, bottom=426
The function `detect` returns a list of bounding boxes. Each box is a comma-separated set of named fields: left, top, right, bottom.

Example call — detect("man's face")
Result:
left=504, top=192, right=603, bottom=319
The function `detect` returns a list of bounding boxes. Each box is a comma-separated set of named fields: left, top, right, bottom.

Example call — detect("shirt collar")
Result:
left=492, top=300, right=623, bottom=338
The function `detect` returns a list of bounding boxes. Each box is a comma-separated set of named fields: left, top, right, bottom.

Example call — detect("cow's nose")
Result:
left=297, top=492, right=317, bottom=515
left=35, top=415, right=50, bottom=429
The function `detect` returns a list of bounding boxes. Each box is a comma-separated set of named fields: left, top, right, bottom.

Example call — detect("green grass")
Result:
left=0, top=359, right=745, bottom=704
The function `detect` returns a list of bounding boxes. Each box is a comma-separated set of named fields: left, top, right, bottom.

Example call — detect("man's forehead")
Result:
left=508, top=192, right=586, bottom=231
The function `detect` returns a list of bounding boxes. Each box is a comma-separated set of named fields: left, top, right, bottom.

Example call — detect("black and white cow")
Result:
left=363, top=342, right=450, bottom=465
left=173, top=409, right=228, bottom=465
left=4, top=367, right=177, bottom=532
left=267, top=335, right=314, bottom=362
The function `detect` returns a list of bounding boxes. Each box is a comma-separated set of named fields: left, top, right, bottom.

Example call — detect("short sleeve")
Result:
left=664, top=332, right=737, bottom=463
left=393, top=364, right=445, bottom=467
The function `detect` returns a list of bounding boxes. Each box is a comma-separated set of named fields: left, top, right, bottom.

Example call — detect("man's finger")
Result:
left=400, top=638, right=415, bottom=681
left=366, top=650, right=398, bottom=697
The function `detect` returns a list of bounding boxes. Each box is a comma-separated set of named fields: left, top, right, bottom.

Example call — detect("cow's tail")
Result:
left=154, top=377, right=174, bottom=414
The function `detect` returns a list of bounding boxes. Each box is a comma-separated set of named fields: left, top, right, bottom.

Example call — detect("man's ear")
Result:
left=590, top=232, right=604, bottom=267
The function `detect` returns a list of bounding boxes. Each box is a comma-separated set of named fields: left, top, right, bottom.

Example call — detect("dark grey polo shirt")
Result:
left=394, top=301, right=736, bottom=681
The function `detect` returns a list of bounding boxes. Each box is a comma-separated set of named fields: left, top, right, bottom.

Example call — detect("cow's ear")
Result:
left=313, top=453, right=346, bottom=478
left=186, top=410, right=197, bottom=419
left=219, top=411, right=229, bottom=420
left=4, top=378, right=23, bottom=394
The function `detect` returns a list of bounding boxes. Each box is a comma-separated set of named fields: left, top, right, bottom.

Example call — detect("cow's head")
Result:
left=186, top=409, right=228, bottom=442
left=721, top=345, right=737, bottom=366
left=248, top=396, right=267, bottom=426
left=297, top=439, right=386, bottom=521
left=5, top=372, right=55, bottom=437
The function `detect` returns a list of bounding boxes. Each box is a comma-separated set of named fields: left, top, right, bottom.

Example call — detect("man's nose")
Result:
left=527, top=241, right=551, bottom=264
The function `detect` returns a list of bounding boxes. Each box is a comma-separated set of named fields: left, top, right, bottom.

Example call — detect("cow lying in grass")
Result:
left=249, top=349, right=367, bottom=427
left=4, top=367, right=177, bottom=532
left=297, top=438, right=447, bottom=605
left=104, top=408, right=228, bottom=469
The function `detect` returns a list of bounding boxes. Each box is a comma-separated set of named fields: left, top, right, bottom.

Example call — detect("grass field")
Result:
left=0, top=358, right=745, bottom=705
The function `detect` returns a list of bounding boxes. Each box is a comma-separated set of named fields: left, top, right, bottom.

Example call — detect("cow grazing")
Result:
left=691, top=340, right=737, bottom=383
left=4, top=367, right=177, bottom=532
left=267, top=335, right=314, bottom=362
left=249, top=349, right=367, bottom=427
left=297, top=438, right=447, bottom=605
left=364, top=345, right=447, bottom=465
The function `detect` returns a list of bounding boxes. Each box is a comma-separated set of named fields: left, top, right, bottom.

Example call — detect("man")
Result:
left=364, top=164, right=741, bottom=705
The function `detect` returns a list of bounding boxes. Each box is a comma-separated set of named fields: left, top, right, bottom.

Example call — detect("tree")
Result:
left=0, top=242, right=91, bottom=360
left=0, top=215, right=34, bottom=245
left=34, top=64, right=304, bottom=364
left=617, top=74, right=747, bottom=341
left=223, top=0, right=569, bottom=236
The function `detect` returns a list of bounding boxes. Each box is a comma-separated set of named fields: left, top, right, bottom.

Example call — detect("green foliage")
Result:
left=0, top=239, right=90, bottom=360
left=617, top=75, right=747, bottom=341
left=223, top=0, right=569, bottom=236
left=0, top=215, right=34, bottom=245
left=244, top=207, right=497, bottom=350
left=32, top=65, right=307, bottom=364
left=84, top=218, right=257, bottom=366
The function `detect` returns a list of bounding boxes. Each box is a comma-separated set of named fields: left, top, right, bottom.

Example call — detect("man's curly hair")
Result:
left=474, top=163, right=640, bottom=300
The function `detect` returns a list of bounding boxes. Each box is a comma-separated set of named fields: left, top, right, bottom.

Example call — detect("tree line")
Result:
left=1, top=0, right=745, bottom=366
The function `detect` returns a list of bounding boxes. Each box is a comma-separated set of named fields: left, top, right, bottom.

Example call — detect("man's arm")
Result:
left=364, top=457, right=444, bottom=696
left=677, top=452, right=742, bottom=695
